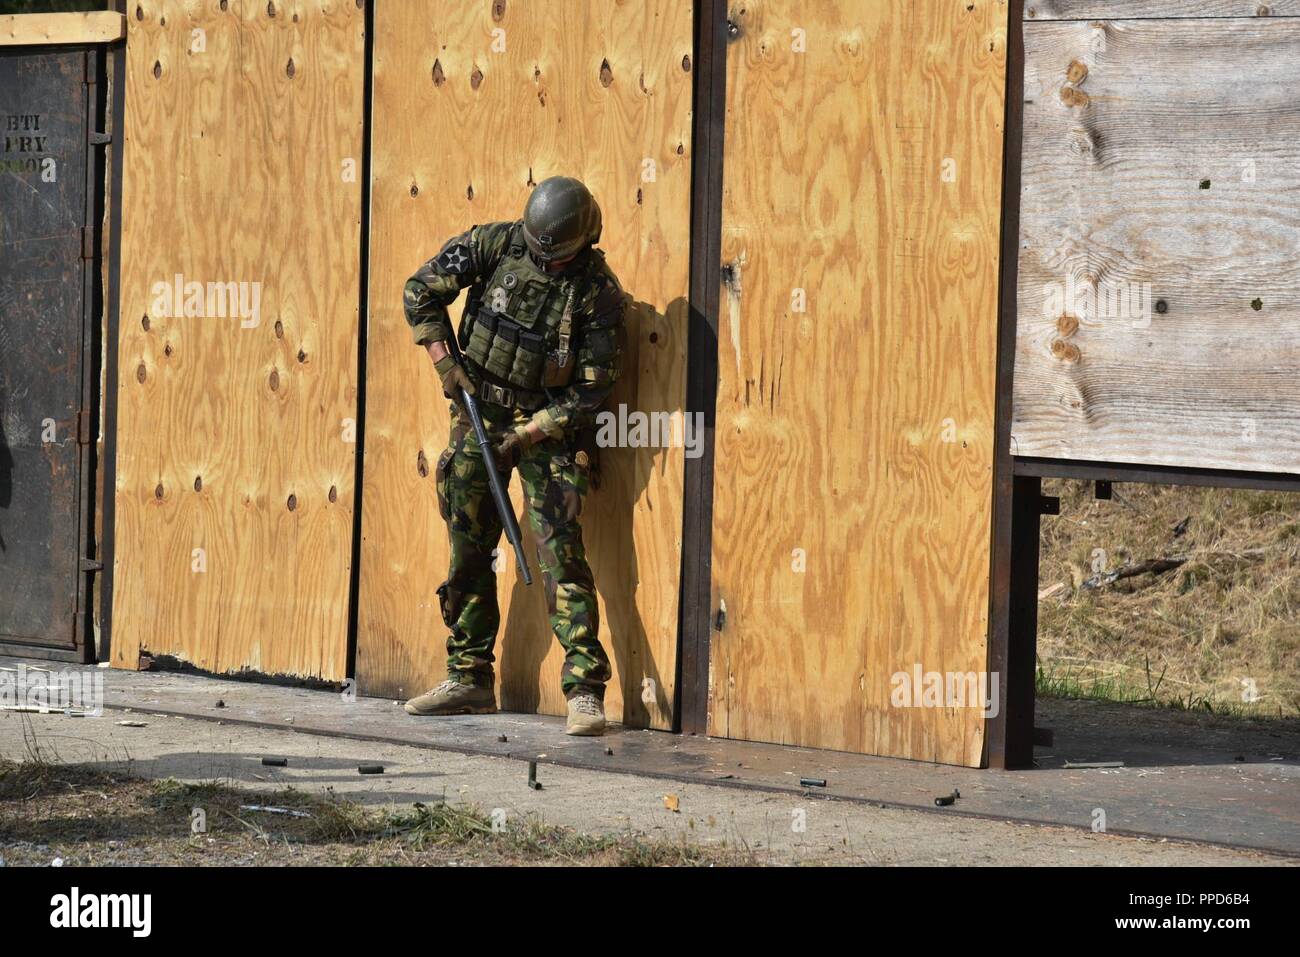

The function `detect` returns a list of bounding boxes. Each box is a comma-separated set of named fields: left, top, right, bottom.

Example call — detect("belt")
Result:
left=469, top=367, right=548, bottom=411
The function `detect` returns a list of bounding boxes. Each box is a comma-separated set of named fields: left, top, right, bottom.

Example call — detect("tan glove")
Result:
left=433, top=351, right=475, bottom=406
left=493, top=426, right=536, bottom=473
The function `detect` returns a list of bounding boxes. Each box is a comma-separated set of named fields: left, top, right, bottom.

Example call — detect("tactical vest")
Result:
left=462, top=225, right=599, bottom=395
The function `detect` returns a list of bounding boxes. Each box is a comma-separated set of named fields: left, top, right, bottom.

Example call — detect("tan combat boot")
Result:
left=404, top=678, right=496, bottom=716
left=565, top=690, right=606, bottom=736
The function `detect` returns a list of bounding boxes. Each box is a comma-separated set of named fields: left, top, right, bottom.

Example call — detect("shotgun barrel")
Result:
left=445, top=337, right=533, bottom=586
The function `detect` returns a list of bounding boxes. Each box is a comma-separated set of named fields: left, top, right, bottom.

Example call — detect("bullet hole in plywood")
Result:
left=417, top=449, right=429, bottom=478
left=470, top=66, right=484, bottom=90
left=432, top=59, right=445, bottom=86
left=599, top=58, right=613, bottom=87
left=287, top=493, right=297, bottom=512
left=1252, top=298, right=1264, bottom=311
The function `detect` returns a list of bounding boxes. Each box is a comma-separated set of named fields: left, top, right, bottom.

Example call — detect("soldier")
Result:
left=401, top=176, right=625, bottom=736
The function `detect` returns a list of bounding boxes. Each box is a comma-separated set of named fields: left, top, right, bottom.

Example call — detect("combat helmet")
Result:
left=522, top=176, right=602, bottom=262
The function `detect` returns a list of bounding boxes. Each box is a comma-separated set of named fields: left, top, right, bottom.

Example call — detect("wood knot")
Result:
left=1050, top=339, right=1081, bottom=363
left=432, top=59, right=445, bottom=87
left=599, top=58, right=613, bottom=87
left=1059, top=87, right=1089, bottom=108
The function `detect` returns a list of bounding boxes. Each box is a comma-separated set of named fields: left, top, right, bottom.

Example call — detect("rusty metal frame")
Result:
left=676, top=0, right=727, bottom=735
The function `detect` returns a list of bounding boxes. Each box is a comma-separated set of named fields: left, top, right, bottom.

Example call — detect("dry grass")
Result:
left=0, top=757, right=756, bottom=867
left=1037, top=480, right=1300, bottom=717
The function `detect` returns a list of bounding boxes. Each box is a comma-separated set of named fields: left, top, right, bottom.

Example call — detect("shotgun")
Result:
left=445, top=336, right=533, bottom=586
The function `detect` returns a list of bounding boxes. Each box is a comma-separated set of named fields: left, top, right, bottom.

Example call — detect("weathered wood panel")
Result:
left=358, top=0, right=691, bottom=728
left=708, top=0, right=1007, bottom=765
left=1014, top=19, right=1300, bottom=472
left=0, top=12, right=126, bottom=46
left=1026, top=2, right=1300, bottom=18
left=110, top=1, right=364, bottom=678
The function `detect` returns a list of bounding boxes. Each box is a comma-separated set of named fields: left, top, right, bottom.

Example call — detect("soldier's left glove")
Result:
left=493, top=426, right=535, bottom=473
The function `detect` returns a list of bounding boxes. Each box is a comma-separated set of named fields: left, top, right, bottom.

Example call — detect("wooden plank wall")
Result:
left=357, top=0, right=692, bottom=728
left=707, top=0, right=1008, bottom=766
left=110, top=0, right=365, bottom=679
left=1013, top=11, right=1300, bottom=472
left=1026, top=2, right=1300, bottom=18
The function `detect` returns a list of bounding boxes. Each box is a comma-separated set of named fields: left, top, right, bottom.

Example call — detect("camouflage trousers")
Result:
left=434, top=402, right=611, bottom=699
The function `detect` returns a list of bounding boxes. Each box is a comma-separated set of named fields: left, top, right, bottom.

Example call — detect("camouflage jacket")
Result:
left=404, top=220, right=625, bottom=440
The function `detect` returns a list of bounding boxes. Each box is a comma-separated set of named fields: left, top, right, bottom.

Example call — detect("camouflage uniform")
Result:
left=404, top=220, right=625, bottom=700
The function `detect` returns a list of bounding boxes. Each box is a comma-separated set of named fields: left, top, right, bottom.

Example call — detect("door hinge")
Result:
left=90, top=130, right=111, bottom=146
left=80, top=558, right=104, bottom=574
left=77, top=409, right=94, bottom=445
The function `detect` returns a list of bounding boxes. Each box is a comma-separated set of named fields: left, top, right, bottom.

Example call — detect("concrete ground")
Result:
left=1, top=703, right=1294, bottom=866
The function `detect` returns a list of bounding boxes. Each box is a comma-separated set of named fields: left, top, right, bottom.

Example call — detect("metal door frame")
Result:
left=0, top=41, right=112, bottom=664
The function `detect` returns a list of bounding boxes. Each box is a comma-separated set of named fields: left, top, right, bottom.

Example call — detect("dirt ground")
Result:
left=0, top=708, right=1293, bottom=866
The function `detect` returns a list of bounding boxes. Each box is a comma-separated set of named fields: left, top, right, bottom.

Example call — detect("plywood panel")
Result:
left=358, top=0, right=691, bottom=728
left=1026, top=1, right=1300, bottom=18
left=1014, top=19, right=1300, bottom=472
left=111, top=0, right=364, bottom=679
left=708, top=0, right=1007, bottom=766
